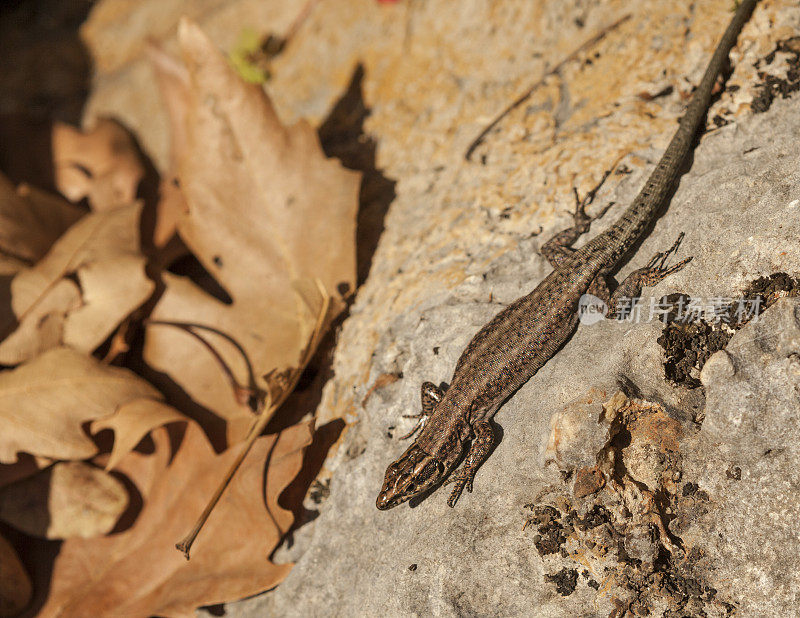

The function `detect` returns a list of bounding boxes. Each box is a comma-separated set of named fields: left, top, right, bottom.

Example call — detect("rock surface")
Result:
left=77, top=0, right=800, bottom=615
left=678, top=297, right=800, bottom=617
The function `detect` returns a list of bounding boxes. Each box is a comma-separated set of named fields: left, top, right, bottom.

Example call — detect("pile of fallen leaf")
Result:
left=0, top=19, right=359, bottom=617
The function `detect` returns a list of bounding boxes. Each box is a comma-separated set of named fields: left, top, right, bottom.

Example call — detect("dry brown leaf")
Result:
left=147, top=42, right=191, bottom=164
left=91, top=398, right=185, bottom=471
left=52, top=119, right=143, bottom=211
left=0, top=531, right=31, bottom=617
left=144, top=20, right=360, bottom=440
left=0, top=202, right=154, bottom=364
left=0, top=279, right=80, bottom=362
left=153, top=174, right=189, bottom=247
left=0, top=172, right=83, bottom=275
left=145, top=42, right=192, bottom=247
left=40, top=421, right=312, bottom=617
left=0, top=347, right=160, bottom=463
left=0, top=254, right=26, bottom=278
left=0, top=461, right=128, bottom=539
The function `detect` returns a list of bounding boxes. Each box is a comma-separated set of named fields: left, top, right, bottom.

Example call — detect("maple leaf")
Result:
left=0, top=202, right=154, bottom=364
left=144, top=42, right=191, bottom=248
left=39, top=421, right=312, bottom=617
left=144, top=19, right=360, bottom=440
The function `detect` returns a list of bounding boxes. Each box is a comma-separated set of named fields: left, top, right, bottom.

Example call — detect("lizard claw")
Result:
left=446, top=479, right=468, bottom=508
left=642, top=233, right=691, bottom=284
left=443, top=470, right=474, bottom=506
left=646, top=232, right=685, bottom=269
left=397, top=415, right=427, bottom=440
left=570, top=188, right=592, bottom=232
left=571, top=168, right=614, bottom=231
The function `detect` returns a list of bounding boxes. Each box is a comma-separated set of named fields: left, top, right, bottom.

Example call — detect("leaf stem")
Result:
left=175, top=280, right=330, bottom=559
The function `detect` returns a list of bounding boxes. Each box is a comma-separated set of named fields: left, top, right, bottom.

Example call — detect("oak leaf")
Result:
left=0, top=347, right=160, bottom=463
left=0, top=461, right=128, bottom=539
left=0, top=202, right=154, bottom=364
left=40, top=421, right=312, bottom=617
left=144, top=19, right=360, bottom=440
left=90, top=398, right=185, bottom=471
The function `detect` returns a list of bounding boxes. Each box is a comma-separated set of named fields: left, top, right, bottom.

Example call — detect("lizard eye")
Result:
left=387, top=462, right=403, bottom=478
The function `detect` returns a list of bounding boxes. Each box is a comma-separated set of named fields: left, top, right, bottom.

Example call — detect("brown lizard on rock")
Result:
left=377, top=0, right=759, bottom=511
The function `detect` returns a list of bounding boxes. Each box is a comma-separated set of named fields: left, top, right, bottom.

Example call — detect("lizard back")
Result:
left=441, top=265, right=597, bottom=423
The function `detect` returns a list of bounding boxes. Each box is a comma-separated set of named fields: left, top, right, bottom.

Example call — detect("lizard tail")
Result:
left=589, top=0, right=758, bottom=267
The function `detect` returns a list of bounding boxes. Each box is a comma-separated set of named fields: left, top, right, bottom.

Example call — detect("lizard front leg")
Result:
left=608, top=232, right=692, bottom=318
left=398, top=381, right=446, bottom=440
left=540, top=171, right=613, bottom=268
left=443, top=420, right=496, bottom=507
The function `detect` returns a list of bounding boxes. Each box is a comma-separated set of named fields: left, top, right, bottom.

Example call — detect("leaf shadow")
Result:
left=318, top=63, right=397, bottom=286
left=0, top=0, right=92, bottom=191
left=2, top=520, right=60, bottom=618
left=0, top=3, right=93, bottom=615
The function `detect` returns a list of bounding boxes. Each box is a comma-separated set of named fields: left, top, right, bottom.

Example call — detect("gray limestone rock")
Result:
left=677, top=297, right=800, bottom=616
left=700, top=297, right=800, bottom=460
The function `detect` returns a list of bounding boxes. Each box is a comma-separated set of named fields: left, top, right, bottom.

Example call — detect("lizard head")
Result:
left=376, top=443, right=447, bottom=510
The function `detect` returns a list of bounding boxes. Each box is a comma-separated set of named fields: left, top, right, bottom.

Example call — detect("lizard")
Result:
left=376, top=0, right=759, bottom=511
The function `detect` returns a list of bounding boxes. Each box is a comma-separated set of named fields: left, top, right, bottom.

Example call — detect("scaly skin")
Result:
left=376, top=0, right=759, bottom=511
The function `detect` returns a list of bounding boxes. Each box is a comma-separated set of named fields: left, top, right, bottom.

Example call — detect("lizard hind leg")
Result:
left=443, top=420, right=496, bottom=507
left=541, top=170, right=615, bottom=268
left=398, top=381, right=446, bottom=440
left=608, top=232, right=692, bottom=319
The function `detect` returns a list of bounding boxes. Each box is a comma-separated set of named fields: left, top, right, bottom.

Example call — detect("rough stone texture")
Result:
left=76, top=0, right=800, bottom=615
left=543, top=388, right=616, bottom=472
left=675, top=298, right=800, bottom=616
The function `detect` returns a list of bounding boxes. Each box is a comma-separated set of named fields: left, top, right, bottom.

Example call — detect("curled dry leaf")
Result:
left=0, top=347, right=160, bottom=463
left=0, top=531, right=32, bottom=617
left=0, top=202, right=154, bottom=364
left=144, top=19, right=360, bottom=440
left=52, top=119, right=144, bottom=212
left=0, top=172, right=83, bottom=275
left=40, top=421, right=312, bottom=617
left=0, top=461, right=128, bottom=540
